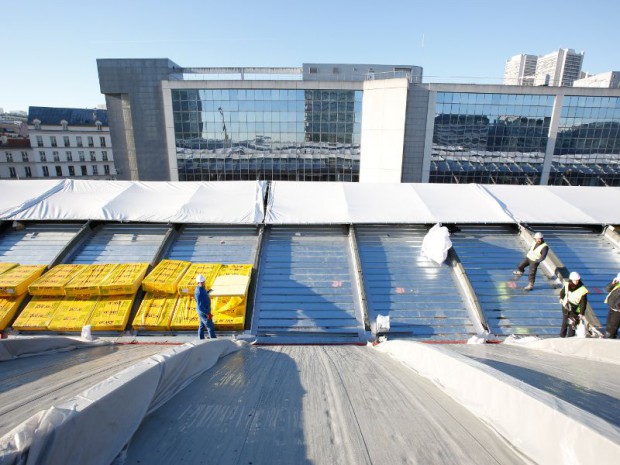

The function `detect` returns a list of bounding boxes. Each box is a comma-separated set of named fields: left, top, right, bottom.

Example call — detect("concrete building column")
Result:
left=540, top=94, right=564, bottom=185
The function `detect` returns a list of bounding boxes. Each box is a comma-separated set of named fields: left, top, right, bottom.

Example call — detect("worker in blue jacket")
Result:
left=195, top=274, right=216, bottom=339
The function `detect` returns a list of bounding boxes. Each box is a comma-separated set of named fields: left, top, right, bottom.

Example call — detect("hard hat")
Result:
left=196, top=274, right=206, bottom=283
left=569, top=271, right=581, bottom=281
left=534, top=232, right=543, bottom=240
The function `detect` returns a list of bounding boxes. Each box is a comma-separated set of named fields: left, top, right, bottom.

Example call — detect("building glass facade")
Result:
left=173, top=89, right=362, bottom=181
left=551, top=96, right=620, bottom=186
left=431, top=92, right=554, bottom=184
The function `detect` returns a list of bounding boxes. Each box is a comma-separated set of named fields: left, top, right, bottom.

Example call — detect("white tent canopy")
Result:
left=1, top=180, right=619, bottom=225
left=4, top=180, right=266, bottom=224
left=265, top=182, right=620, bottom=225
left=0, top=180, right=65, bottom=218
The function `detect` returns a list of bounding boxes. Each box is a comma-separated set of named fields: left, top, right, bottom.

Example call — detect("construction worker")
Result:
left=604, top=272, right=620, bottom=339
left=195, top=274, right=216, bottom=340
left=559, top=271, right=588, bottom=338
left=513, top=232, right=548, bottom=291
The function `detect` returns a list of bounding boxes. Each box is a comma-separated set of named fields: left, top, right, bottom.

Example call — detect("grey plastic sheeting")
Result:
left=0, top=343, right=170, bottom=437
left=123, top=346, right=527, bottom=465
left=450, top=344, right=620, bottom=428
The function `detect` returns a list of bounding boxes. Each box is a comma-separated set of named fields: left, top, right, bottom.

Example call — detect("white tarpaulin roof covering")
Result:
left=265, top=182, right=620, bottom=225
left=3, top=180, right=266, bottom=224
left=0, top=180, right=65, bottom=218
left=1, top=180, right=619, bottom=225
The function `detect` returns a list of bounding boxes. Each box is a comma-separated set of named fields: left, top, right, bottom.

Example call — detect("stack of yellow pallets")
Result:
left=13, top=262, right=149, bottom=332
left=0, top=264, right=47, bottom=331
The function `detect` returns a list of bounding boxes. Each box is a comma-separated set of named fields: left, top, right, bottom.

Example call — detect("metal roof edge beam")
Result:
left=151, top=224, right=180, bottom=267
left=48, top=220, right=97, bottom=268
left=349, top=226, right=370, bottom=337
left=246, top=224, right=265, bottom=334
left=447, top=247, right=488, bottom=336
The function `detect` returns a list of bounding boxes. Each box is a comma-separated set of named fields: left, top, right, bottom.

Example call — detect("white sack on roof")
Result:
left=421, top=223, right=452, bottom=264
left=0, top=180, right=65, bottom=218
left=482, top=185, right=600, bottom=224
left=9, top=180, right=266, bottom=224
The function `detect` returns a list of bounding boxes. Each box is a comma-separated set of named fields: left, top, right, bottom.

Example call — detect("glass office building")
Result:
left=550, top=96, right=620, bottom=186
left=97, top=59, right=620, bottom=186
left=173, top=89, right=362, bottom=181
left=431, top=92, right=554, bottom=184
left=430, top=91, right=620, bottom=186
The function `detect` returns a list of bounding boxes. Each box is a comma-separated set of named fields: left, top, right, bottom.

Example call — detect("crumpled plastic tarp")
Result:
left=421, top=224, right=452, bottom=265
left=0, top=339, right=242, bottom=465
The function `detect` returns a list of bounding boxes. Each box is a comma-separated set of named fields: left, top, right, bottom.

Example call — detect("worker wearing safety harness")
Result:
left=513, top=232, right=548, bottom=291
left=604, top=272, right=620, bottom=339
left=559, top=271, right=589, bottom=338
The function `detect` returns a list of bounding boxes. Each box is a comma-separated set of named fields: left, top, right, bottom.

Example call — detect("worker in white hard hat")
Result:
left=559, top=271, right=589, bottom=338
left=513, top=232, right=548, bottom=291
left=194, top=274, right=216, bottom=339
left=603, top=272, right=620, bottom=338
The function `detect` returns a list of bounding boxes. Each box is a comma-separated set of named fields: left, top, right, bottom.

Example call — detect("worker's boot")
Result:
left=523, top=283, right=534, bottom=291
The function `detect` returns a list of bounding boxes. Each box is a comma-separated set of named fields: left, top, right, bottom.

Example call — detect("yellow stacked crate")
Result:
left=177, top=263, right=221, bottom=295
left=12, top=297, right=63, bottom=331
left=64, top=264, right=118, bottom=297
left=169, top=294, right=199, bottom=330
left=48, top=298, right=98, bottom=332
left=98, top=263, right=149, bottom=295
left=0, top=263, right=19, bottom=276
left=132, top=293, right=178, bottom=331
left=28, top=264, right=86, bottom=296
left=0, top=295, right=27, bottom=331
left=142, top=260, right=190, bottom=294
left=0, top=265, right=47, bottom=297
left=89, top=295, right=136, bottom=331
left=210, top=264, right=253, bottom=331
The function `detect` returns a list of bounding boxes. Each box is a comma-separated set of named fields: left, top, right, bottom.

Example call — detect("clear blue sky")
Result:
left=2, top=0, right=619, bottom=112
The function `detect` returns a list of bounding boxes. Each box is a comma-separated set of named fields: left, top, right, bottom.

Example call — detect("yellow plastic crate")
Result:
left=64, top=264, right=118, bottom=297
left=12, top=297, right=62, bottom=331
left=48, top=298, right=98, bottom=332
left=132, top=292, right=178, bottom=331
left=216, top=264, right=253, bottom=277
left=142, top=260, right=190, bottom=294
left=98, top=263, right=149, bottom=296
left=212, top=313, right=245, bottom=331
left=212, top=295, right=247, bottom=318
left=169, top=294, right=199, bottom=330
left=28, top=264, right=87, bottom=296
left=0, top=295, right=27, bottom=331
left=177, top=263, right=221, bottom=295
left=88, top=294, right=136, bottom=331
left=0, top=265, right=47, bottom=297
left=0, top=263, right=19, bottom=276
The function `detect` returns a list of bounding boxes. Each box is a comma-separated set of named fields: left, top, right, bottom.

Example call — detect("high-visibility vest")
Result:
left=604, top=283, right=620, bottom=304
left=561, top=282, right=589, bottom=311
left=526, top=242, right=548, bottom=261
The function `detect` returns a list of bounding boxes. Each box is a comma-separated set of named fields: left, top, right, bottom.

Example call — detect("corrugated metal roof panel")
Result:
left=0, top=223, right=82, bottom=265
left=356, top=226, right=475, bottom=340
left=68, top=224, right=169, bottom=264
left=451, top=226, right=560, bottom=337
left=253, top=227, right=364, bottom=341
left=167, top=226, right=259, bottom=264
